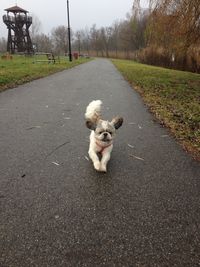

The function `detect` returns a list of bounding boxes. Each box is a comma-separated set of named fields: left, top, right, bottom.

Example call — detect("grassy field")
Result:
left=0, top=54, right=91, bottom=92
left=112, top=59, right=200, bottom=160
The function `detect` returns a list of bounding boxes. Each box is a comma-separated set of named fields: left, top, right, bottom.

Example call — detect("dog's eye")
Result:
left=107, top=131, right=112, bottom=135
left=99, top=131, right=103, bottom=135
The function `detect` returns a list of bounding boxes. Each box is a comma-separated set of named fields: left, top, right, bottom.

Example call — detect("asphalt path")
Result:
left=0, top=59, right=199, bottom=267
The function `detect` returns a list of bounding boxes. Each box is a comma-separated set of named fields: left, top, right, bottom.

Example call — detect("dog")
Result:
left=85, top=100, right=123, bottom=172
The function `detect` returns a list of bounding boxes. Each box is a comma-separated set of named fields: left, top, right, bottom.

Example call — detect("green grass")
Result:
left=112, top=59, right=200, bottom=160
left=0, top=54, right=91, bottom=92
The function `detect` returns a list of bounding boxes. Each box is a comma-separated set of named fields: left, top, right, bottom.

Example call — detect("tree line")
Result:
left=0, top=0, right=199, bottom=72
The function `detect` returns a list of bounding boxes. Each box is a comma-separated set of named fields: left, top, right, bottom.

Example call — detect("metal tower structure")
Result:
left=3, top=5, right=33, bottom=54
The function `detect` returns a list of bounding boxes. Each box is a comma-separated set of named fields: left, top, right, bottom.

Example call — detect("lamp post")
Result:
left=67, top=0, right=72, bottom=61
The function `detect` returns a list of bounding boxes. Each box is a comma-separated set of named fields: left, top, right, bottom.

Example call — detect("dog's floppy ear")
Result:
left=111, top=116, right=123, bottom=129
left=86, top=120, right=96, bottom=130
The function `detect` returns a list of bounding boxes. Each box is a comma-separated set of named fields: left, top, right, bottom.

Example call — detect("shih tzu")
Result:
left=85, top=100, right=123, bottom=172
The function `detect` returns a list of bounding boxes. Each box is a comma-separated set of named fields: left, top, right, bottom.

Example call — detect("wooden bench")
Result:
left=34, top=53, right=60, bottom=64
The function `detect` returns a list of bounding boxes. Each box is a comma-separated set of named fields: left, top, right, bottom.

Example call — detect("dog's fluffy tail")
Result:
left=85, top=100, right=102, bottom=123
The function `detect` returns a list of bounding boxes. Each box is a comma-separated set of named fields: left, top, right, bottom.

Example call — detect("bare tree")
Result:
left=130, top=0, right=200, bottom=71
left=0, top=37, right=7, bottom=52
left=51, top=26, right=68, bottom=55
left=110, top=21, right=120, bottom=57
left=34, top=34, right=53, bottom=53
left=31, top=13, right=42, bottom=41
left=74, top=31, right=81, bottom=54
left=90, top=24, right=101, bottom=56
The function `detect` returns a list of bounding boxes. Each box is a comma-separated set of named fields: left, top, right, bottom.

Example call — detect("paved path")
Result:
left=0, top=59, right=199, bottom=267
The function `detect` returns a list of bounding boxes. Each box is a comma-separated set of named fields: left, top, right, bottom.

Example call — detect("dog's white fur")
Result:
left=85, top=100, right=123, bottom=172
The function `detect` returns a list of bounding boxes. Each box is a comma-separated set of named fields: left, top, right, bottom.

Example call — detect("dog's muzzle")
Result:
left=102, top=132, right=110, bottom=142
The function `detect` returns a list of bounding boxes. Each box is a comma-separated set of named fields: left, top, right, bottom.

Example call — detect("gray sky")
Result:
left=1, top=0, right=148, bottom=38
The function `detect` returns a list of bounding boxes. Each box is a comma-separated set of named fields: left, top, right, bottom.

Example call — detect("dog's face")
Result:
left=95, top=120, right=115, bottom=143
left=86, top=117, right=123, bottom=144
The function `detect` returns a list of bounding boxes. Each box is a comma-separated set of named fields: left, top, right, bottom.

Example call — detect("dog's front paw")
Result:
left=93, top=161, right=101, bottom=171
left=100, top=164, right=107, bottom=173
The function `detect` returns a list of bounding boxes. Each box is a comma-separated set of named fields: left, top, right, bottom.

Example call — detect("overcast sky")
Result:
left=1, top=0, right=148, bottom=38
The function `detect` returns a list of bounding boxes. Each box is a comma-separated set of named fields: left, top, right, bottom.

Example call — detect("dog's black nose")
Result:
left=103, top=132, right=108, bottom=137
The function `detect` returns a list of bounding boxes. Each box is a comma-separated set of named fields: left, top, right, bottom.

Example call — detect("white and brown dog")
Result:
left=85, top=100, right=123, bottom=172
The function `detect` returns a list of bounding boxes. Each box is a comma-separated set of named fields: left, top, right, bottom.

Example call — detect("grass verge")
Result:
left=112, top=59, right=200, bottom=160
left=0, top=55, right=92, bottom=92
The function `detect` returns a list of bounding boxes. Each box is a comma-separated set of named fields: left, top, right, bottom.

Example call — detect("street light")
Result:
left=67, top=0, right=72, bottom=61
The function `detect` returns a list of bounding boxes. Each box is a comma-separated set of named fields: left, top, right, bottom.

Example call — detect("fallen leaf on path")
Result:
left=128, top=144, right=134, bottom=148
left=26, top=126, right=42, bottom=130
left=130, top=154, right=145, bottom=161
left=52, top=161, right=60, bottom=166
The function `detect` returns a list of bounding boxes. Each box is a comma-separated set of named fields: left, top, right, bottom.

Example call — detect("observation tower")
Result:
left=3, top=5, right=33, bottom=54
